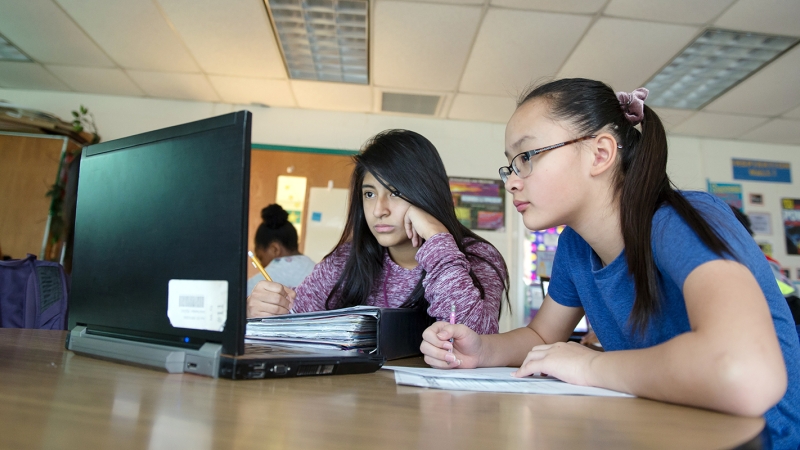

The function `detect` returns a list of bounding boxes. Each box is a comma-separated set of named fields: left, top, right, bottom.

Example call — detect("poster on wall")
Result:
left=732, top=158, right=791, bottom=183
left=304, top=187, right=348, bottom=263
left=781, top=198, right=800, bottom=255
left=449, top=177, right=505, bottom=231
left=758, top=241, right=773, bottom=257
left=707, top=181, right=743, bottom=210
left=276, top=175, right=307, bottom=239
left=748, top=212, right=772, bottom=235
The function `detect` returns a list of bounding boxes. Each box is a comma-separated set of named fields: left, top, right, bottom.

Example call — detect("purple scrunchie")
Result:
left=616, top=87, right=649, bottom=126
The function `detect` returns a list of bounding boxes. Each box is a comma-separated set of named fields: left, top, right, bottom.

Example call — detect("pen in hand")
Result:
left=449, top=302, right=456, bottom=354
left=247, top=251, right=273, bottom=282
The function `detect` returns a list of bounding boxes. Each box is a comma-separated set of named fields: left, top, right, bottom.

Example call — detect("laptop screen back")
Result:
left=539, top=277, right=588, bottom=333
left=68, top=111, right=251, bottom=355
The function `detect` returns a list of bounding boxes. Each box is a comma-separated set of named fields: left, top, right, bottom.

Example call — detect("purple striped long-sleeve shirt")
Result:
left=292, top=233, right=506, bottom=334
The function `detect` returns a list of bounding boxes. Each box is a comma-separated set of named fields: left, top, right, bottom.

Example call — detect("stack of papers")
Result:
left=246, top=306, right=380, bottom=351
left=383, top=366, right=633, bottom=397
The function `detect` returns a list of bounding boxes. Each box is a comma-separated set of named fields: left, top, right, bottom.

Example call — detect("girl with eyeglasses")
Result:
left=421, top=78, right=799, bottom=450
left=247, top=129, right=509, bottom=335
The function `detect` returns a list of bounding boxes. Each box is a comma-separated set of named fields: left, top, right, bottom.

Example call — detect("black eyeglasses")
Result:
left=499, top=135, right=597, bottom=183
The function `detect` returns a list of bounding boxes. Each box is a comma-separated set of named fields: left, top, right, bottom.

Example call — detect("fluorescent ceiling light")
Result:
left=266, top=0, right=369, bottom=84
left=645, top=29, right=798, bottom=110
left=0, top=34, right=31, bottom=62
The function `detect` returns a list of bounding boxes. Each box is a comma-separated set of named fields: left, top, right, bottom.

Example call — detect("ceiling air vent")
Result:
left=381, top=92, right=441, bottom=116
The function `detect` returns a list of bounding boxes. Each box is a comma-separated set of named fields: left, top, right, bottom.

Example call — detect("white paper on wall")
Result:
left=304, top=187, right=349, bottom=263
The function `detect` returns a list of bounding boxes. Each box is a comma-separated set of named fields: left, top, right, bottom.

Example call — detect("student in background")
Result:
left=247, top=129, right=509, bottom=335
left=421, top=78, right=799, bottom=450
left=247, top=204, right=315, bottom=293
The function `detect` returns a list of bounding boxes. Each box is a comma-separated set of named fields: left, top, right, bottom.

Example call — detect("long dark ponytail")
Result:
left=324, top=129, right=509, bottom=314
left=519, top=78, right=732, bottom=335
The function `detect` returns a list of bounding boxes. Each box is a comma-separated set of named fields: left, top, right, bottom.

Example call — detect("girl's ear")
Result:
left=589, top=133, right=618, bottom=177
left=268, top=241, right=284, bottom=257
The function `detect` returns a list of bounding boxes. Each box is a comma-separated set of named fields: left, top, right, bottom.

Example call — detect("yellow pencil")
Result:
left=247, top=251, right=273, bottom=282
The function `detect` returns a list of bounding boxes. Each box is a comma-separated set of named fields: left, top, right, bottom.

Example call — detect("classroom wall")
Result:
left=667, top=135, right=800, bottom=275
left=3, top=87, right=800, bottom=331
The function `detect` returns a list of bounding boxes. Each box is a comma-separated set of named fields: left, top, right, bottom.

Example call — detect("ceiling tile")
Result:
left=448, top=93, right=516, bottom=123
left=126, top=70, right=220, bottom=102
left=0, top=0, right=114, bottom=67
left=653, top=107, right=695, bottom=131
left=54, top=0, right=200, bottom=72
left=704, top=45, right=800, bottom=116
left=209, top=76, right=295, bottom=107
left=459, top=9, right=591, bottom=96
left=157, top=0, right=287, bottom=79
left=739, top=118, right=800, bottom=145
left=671, top=111, right=768, bottom=139
left=605, top=0, right=735, bottom=25
left=46, top=66, right=144, bottom=96
left=715, top=0, right=800, bottom=37
left=373, top=1, right=482, bottom=91
left=783, top=105, right=800, bottom=119
left=0, top=62, right=70, bottom=90
left=291, top=80, right=372, bottom=112
left=557, top=18, right=699, bottom=91
left=490, top=0, right=605, bottom=14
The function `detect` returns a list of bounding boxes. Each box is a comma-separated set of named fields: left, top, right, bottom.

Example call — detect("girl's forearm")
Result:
left=478, top=326, right=547, bottom=367
left=587, top=331, right=786, bottom=416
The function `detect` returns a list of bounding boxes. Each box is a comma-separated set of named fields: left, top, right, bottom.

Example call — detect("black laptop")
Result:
left=540, top=276, right=588, bottom=342
left=66, top=111, right=383, bottom=379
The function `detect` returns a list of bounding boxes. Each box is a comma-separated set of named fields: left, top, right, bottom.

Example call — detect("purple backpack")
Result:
left=0, top=254, right=69, bottom=330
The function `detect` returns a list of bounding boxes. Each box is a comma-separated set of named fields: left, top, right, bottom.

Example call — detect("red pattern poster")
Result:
left=449, top=177, right=505, bottom=231
left=782, top=198, right=800, bottom=255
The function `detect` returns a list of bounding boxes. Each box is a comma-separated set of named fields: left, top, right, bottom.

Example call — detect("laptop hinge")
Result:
left=68, top=326, right=222, bottom=377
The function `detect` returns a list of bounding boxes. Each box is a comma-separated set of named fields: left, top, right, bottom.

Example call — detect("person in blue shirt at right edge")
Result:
left=420, top=78, right=800, bottom=449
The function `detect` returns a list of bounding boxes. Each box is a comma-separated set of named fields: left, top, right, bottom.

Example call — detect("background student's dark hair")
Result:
left=518, top=78, right=733, bottom=336
left=730, top=205, right=755, bottom=237
left=325, top=129, right=510, bottom=314
left=255, top=204, right=299, bottom=252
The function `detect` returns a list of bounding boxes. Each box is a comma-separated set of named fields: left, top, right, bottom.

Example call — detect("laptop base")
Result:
left=67, top=326, right=221, bottom=376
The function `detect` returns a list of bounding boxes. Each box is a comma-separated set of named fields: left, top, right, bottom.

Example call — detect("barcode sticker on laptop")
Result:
left=179, top=296, right=205, bottom=308
left=167, top=280, right=228, bottom=332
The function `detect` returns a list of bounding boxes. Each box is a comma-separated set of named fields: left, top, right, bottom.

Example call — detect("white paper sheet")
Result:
left=167, top=279, right=228, bottom=332
left=382, top=366, right=633, bottom=398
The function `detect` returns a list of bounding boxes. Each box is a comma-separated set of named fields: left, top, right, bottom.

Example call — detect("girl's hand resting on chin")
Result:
left=403, top=205, right=449, bottom=247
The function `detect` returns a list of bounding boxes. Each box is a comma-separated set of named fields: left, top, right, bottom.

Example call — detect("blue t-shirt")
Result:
left=548, top=191, right=800, bottom=450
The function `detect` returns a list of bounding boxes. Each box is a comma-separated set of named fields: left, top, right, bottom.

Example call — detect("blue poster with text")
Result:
left=732, top=158, right=791, bottom=183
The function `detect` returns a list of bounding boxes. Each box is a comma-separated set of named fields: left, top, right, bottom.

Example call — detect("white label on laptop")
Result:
left=167, top=280, right=228, bottom=332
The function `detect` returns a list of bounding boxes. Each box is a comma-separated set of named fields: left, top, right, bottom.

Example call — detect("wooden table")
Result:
left=0, top=329, right=764, bottom=449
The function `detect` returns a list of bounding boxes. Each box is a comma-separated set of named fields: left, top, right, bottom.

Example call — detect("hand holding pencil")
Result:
left=248, top=251, right=273, bottom=282
left=419, top=314, right=482, bottom=370
left=246, top=251, right=296, bottom=318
